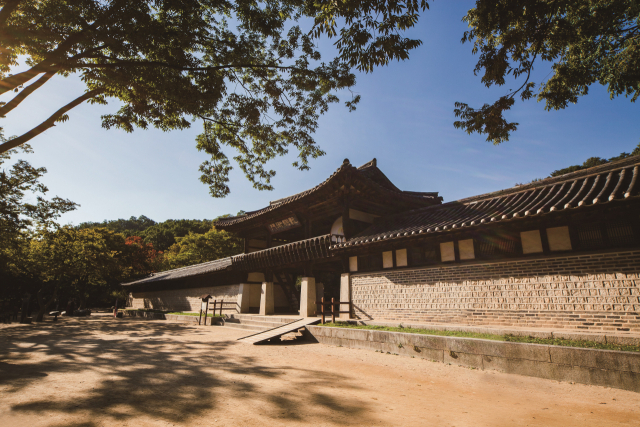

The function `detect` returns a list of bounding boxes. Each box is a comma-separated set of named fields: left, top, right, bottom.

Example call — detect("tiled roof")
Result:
left=232, top=234, right=339, bottom=271
left=122, top=235, right=340, bottom=286
left=331, top=156, right=640, bottom=250
left=214, top=159, right=440, bottom=228
left=121, top=257, right=233, bottom=286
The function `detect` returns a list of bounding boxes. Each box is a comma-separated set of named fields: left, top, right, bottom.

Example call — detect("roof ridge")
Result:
left=122, top=256, right=233, bottom=286
left=215, top=160, right=354, bottom=226
left=350, top=155, right=640, bottom=232
left=341, top=157, right=640, bottom=248
left=457, top=154, right=640, bottom=204
left=214, top=158, right=441, bottom=228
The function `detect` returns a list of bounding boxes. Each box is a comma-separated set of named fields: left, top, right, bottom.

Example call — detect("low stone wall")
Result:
left=351, top=250, right=640, bottom=333
left=127, top=282, right=292, bottom=313
left=122, top=310, right=224, bottom=324
left=127, top=284, right=241, bottom=313
left=307, top=325, right=640, bottom=393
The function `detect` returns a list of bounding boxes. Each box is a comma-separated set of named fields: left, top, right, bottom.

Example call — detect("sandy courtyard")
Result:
left=1, top=314, right=639, bottom=427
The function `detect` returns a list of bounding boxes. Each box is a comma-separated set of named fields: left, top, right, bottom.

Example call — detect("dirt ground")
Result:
left=1, top=314, right=639, bottom=427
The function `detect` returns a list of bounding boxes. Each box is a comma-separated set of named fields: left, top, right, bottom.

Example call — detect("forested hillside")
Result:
left=77, top=215, right=243, bottom=271
left=78, top=216, right=216, bottom=251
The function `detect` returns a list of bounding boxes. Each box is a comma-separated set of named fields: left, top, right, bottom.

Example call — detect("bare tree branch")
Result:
left=0, top=70, right=55, bottom=117
left=0, top=88, right=104, bottom=154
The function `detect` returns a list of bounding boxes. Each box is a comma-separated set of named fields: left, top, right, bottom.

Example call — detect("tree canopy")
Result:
left=454, top=0, right=640, bottom=144
left=77, top=215, right=157, bottom=236
left=78, top=217, right=222, bottom=251
left=0, top=0, right=429, bottom=197
left=163, top=228, right=242, bottom=269
left=0, top=138, right=77, bottom=280
left=549, top=142, right=640, bottom=177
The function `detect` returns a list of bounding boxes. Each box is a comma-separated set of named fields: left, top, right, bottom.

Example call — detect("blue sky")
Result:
left=3, top=2, right=639, bottom=226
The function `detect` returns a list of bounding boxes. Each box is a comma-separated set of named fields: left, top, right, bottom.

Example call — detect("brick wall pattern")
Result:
left=351, top=250, right=640, bottom=333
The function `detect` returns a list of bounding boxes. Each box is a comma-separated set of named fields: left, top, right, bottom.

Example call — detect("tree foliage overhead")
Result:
left=0, top=0, right=430, bottom=197
left=454, top=0, right=640, bottom=144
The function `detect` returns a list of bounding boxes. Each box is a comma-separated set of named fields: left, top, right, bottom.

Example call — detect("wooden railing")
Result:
left=199, top=300, right=238, bottom=325
left=316, top=297, right=352, bottom=324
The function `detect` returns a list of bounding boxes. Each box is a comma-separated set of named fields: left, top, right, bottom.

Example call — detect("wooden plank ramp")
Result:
left=237, top=318, right=321, bottom=344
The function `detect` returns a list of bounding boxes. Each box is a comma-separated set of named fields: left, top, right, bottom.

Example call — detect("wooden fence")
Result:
left=198, top=300, right=239, bottom=325
left=316, top=297, right=352, bottom=324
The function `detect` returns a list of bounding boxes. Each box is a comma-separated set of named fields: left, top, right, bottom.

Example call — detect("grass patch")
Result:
left=319, top=322, right=640, bottom=353
left=122, top=308, right=166, bottom=313
left=121, top=309, right=223, bottom=318
left=167, top=312, right=223, bottom=318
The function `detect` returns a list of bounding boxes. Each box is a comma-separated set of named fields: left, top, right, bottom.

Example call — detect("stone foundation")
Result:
left=128, top=284, right=241, bottom=313
left=351, top=250, right=640, bottom=333
left=127, top=283, right=292, bottom=313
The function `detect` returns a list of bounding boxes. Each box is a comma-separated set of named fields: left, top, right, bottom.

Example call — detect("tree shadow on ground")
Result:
left=0, top=316, right=375, bottom=425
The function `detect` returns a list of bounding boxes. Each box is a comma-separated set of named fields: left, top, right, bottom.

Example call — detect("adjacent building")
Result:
left=124, top=156, right=640, bottom=333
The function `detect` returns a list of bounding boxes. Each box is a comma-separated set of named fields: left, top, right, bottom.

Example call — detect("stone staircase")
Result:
left=223, top=314, right=301, bottom=333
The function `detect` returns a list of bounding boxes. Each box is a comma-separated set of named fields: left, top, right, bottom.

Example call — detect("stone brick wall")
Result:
left=351, top=250, right=640, bottom=333
left=128, top=284, right=241, bottom=313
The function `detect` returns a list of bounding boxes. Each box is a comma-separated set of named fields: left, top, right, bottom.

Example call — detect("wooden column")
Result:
left=265, top=230, right=272, bottom=249
left=342, top=182, right=352, bottom=239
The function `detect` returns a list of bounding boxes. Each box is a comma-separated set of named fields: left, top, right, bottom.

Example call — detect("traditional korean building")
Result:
left=124, top=156, right=640, bottom=333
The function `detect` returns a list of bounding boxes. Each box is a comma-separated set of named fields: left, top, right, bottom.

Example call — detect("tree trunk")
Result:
left=35, top=288, right=55, bottom=322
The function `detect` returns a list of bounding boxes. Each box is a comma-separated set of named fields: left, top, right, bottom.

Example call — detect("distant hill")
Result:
left=77, top=216, right=216, bottom=252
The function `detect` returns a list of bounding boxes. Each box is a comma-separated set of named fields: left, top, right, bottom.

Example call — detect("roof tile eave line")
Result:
left=453, top=156, right=640, bottom=206
left=593, top=171, right=615, bottom=205
left=625, top=165, right=639, bottom=198
left=429, top=203, right=477, bottom=229
left=457, top=197, right=502, bottom=226
left=526, top=184, right=560, bottom=216
left=608, top=168, right=628, bottom=201
left=536, top=181, right=569, bottom=214
left=513, top=187, right=546, bottom=217
left=120, top=257, right=234, bottom=286
left=565, top=177, right=591, bottom=209
left=578, top=174, right=602, bottom=207
left=502, top=189, right=535, bottom=218
left=483, top=193, right=523, bottom=222
left=549, top=179, right=579, bottom=211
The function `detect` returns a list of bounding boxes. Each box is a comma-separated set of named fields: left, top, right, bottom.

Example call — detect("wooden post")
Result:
left=331, top=297, right=336, bottom=323
left=220, top=299, right=224, bottom=317
left=204, top=299, right=209, bottom=326
left=321, top=297, right=325, bottom=324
